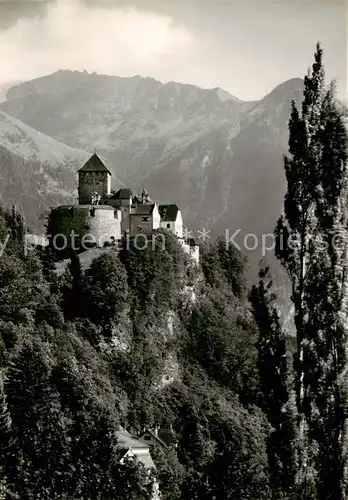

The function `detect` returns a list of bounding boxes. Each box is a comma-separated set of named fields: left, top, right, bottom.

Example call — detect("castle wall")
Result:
left=78, top=171, right=111, bottom=204
left=120, top=211, right=130, bottom=233
left=160, top=211, right=183, bottom=238
left=129, top=214, right=154, bottom=235
left=152, top=205, right=161, bottom=230
left=87, top=207, right=121, bottom=247
left=49, top=205, right=121, bottom=251
left=178, top=240, right=200, bottom=265
left=129, top=204, right=160, bottom=235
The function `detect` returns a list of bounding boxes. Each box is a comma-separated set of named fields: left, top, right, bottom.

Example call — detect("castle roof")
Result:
left=111, top=188, right=133, bottom=200
left=159, top=204, right=179, bottom=222
left=52, top=204, right=117, bottom=212
left=131, top=204, right=156, bottom=216
left=138, top=429, right=168, bottom=449
left=132, top=195, right=142, bottom=204
left=78, top=153, right=111, bottom=175
left=115, top=429, right=156, bottom=469
left=116, top=430, right=149, bottom=450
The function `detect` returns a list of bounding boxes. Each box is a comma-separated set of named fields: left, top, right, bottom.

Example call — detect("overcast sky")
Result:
left=0, top=0, right=347, bottom=101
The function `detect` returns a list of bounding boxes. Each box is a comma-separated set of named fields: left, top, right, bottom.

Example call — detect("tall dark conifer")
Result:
left=250, top=266, right=296, bottom=499
left=275, top=43, right=348, bottom=499
left=0, top=377, right=11, bottom=499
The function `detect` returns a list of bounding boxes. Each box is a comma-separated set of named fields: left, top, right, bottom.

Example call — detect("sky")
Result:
left=0, top=0, right=347, bottom=101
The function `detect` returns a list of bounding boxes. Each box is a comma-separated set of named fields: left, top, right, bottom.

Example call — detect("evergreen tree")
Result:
left=39, top=245, right=57, bottom=283
left=63, top=250, right=83, bottom=319
left=0, top=377, right=12, bottom=499
left=250, top=266, right=296, bottom=499
left=201, top=237, right=247, bottom=298
left=4, top=337, right=66, bottom=498
left=275, top=43, right=348, bottom=499
left=7, top=206, right=27, bottom=255
left=0, top=377, right=11, bottom=457
left=83, top=252, right=129, bottom=326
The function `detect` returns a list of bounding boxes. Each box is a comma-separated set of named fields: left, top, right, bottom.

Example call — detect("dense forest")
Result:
left=0, top=206, right=268, bottom=499
left=0, top=44, right=347, bottom=500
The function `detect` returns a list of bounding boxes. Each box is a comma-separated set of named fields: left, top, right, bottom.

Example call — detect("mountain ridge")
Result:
left=0, top=110, right=125, bottom=231
left=1, top=71, right=304, bottom=279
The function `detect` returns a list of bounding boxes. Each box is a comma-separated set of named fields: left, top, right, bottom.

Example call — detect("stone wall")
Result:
left=78, top=171, right=110, bottom=204
left=49, top=205, right=121, bottom=250
left=129, top=213, right=154, bottom=235
left=178, top=240, right=200, bottom=265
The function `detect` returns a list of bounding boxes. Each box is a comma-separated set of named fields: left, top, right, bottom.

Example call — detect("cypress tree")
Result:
left=0, top=377, right=12, bottom=499
left=7, top=206, right=27, bottom=254
left=275, top=43, right=348, bottom=499
left=250, top=266, right=296, bottom=499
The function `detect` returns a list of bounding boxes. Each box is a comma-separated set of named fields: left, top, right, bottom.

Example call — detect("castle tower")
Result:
left=78, top=152, right=111, bottom=204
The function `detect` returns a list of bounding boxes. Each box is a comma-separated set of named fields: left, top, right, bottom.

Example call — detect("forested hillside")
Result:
left=0, top=207, right=271, bottom=499
left=0, top=43, right=347, bottom=500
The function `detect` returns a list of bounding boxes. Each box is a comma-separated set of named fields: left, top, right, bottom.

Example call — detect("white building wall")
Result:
left=180, top=241, right=200, bottom=265
left=160, top=211, right=183, bottom=238
left=87, top=207, right=122, bottom=247
left=160, top=220, right=175, bottom=233
left=106, top=173, right=111, bottom=195
left=174, top=210, right=183, bottom=238
left=152, top=204, right=161, bottom=230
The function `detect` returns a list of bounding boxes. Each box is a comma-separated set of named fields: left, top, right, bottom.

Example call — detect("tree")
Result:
left=0, top=377, right=11, bottom=453
left=250, top=266, right=297, bottom=499
left=191, top=400, right=270, bottom=500
left=275, top=43, right=348, bottom=499
left=4, top=336, right=69, bottom=498
left=201, top=237, right=247, bottom=298
left=6, top=206, right=27, bottom=255
left=0, top=377, right=12, bottom=499
left=151, top=447, right=184, bottom=500
left=82, top=252, right=129, bottom=326
left=62, top=251, right=83, bottom=320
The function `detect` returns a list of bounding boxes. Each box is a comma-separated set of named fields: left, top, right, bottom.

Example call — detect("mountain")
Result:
left=0, top=111, right=90, bottom=231
left=0, top=80, right=22, bottom=103
left=1, top=70, right=248, bottom=183
left=0, top=71, right=304, bottom=277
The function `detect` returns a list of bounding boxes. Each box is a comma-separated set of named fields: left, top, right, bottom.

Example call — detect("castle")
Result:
left=49, top=153, right=199, bottom=263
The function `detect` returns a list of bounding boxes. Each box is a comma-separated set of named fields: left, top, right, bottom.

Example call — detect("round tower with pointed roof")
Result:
left=78, top=152, right=111, bottom=204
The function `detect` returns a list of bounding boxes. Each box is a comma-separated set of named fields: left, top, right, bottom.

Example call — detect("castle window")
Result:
left=89, top=208, right=95, bottom=217
left=167, top=223, right=170, bottom=228
left=142, top=217, right=149, bottom=222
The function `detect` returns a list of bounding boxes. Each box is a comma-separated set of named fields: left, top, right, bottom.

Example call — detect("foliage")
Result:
left=201, top=236, right=247, bottom=298
left=250, top=265, right=297, bottom=499
left=0, top=199, right=269, bottom=498
left=275, top=43, right=348, bottom=499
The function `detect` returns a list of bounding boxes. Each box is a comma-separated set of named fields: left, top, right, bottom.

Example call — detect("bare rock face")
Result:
left=0, top=110, right=89, bottom=231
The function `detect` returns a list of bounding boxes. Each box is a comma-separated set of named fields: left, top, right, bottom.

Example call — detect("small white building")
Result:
left=159, top=204, right=183, bottom=238
left=178, top=237, right=200, bottom=265
left=138, top=428, right=168, bottom=449
left=116, top=428, right=160, bottom=499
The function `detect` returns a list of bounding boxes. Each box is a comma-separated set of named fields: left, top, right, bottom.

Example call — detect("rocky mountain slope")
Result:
left=0, top=111, right=91, bottom=231
left=1, top=71, right=304, bottom=276
left=1, top=70, right=249, bottom=183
